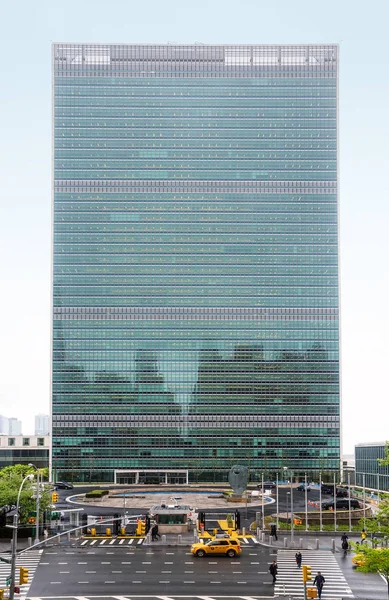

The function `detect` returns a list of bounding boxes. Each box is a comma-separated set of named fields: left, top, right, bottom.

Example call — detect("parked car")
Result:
left=297, top=483, right=311, bottom=492
left=322, top=499, right=360, bottom=510
left=54, top=481, right=74, bottom=490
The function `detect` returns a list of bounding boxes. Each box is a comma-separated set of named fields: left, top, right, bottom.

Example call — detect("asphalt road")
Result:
left=28, top=545, right=276, bottom=597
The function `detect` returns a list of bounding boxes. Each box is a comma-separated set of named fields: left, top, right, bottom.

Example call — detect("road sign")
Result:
left=0, top=557, right=11, bottom=564
left=5, top=577, right=11, bottom=587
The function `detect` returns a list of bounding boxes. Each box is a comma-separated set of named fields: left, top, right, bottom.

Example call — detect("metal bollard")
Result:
left=242, top=527, right=246, bottom=536
left=315, top=538, right=319, bottom=550
left=28, top=537, right=32, bottom=547
left=178, top=534, right=182, bottom=545
left=284, top=537, right=288, bottom=548
left=331, top=538, right=335, bottom=553
left=299, top=538, right=303, bottom=549
left=261, top=531, right=265, bottom=542
left=193, top=530, right=198, bottom=542
left=161, top=534, right=167, bottom=544
left=67, top=532, right=71, bottom=541
left=256, top=527, right=261, bottom=539
left=269, top=536, right=273, bottom=545
left=44, top=530, right=48, bottom=540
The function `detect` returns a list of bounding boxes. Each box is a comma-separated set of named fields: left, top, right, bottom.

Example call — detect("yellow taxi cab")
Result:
left=191, top=538, right=242, bottom=557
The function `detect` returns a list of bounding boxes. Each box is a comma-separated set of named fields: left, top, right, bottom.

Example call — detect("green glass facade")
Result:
left=52, top=44, right=340, bottom=482
left=355, top=444, right=389, bottom=491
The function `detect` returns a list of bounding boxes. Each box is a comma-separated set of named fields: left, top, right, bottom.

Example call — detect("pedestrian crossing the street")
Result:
left=275, top=549, right=354, bottom=598
left=0, top=550, right=43, bottom=598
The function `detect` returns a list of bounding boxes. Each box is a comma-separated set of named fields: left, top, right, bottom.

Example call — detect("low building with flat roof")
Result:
left=355, top=442, right=389, bottom=491
left=0, top=435, right=49, bottom=469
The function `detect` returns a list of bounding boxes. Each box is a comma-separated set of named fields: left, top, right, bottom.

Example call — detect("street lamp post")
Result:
left=284, top=467, right=294, bottom=544
left=28, top=463, right=40, bottom=545
left=9, top=473, right=34, bottom=600
left=286, top=491, right=290, bottom=526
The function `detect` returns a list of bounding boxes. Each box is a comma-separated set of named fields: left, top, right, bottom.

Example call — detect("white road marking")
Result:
left=58, top=562, right=68, bottom=565
left=184, top=571, right=194, bottom=573
left=104, top=581, right=115, bottom=584
left=100, top=540, right=107, bottom=545
left=109, top=539, right=116, bottom=545
left=112, top=571, right=122, bottom=573
left=50, top=582, right=61, bottom=584
left=85, top=571, right=96, bottom=574
left=132, top=580, right=142, bottom=583
left=183, top=581, right=195, bottom=583
left=101, top=561, right=111, bottom=564
left=128, top=539, right=134, bottom=545
left=121, top=561, right=132, bottom=564
left=80, top=541, right=88, bottom=546
left=137, top=539, right=143, bottom=544
left=90, top=540, right=97, bottom=545
left=77, top=582, right=89, bottom=584
left=119, top=539, right=125, bottom=545
left=77, top=562, right=87, bottom=564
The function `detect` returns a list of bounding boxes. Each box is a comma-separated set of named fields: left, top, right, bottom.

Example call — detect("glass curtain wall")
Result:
left=52, top=44, right=340, bottom=482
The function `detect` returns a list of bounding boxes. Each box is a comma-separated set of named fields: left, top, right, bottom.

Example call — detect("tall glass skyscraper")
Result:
left=52, top=44, right=340, bottom=483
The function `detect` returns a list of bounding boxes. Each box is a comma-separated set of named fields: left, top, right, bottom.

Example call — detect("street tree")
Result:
left=361, top=497, right=389, bottom=541
left=378, top=442, right=389, bottom=467
left=354, top=546, right=389, bottom=597
left=0, top=464, right=52, bottom=522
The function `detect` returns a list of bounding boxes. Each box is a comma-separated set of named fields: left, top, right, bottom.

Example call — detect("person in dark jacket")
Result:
left=270, top=524, right=278, bottom=541
left=295, top=551, right=302, bottom=567
left=313, top=571, right=325, bottom=599
left=269, top=560, right=277, bottom=584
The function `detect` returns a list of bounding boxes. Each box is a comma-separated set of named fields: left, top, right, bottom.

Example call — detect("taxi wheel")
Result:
left=196, top=549, right=206, bottom=557
left=226, top=549, right=236, bottom=558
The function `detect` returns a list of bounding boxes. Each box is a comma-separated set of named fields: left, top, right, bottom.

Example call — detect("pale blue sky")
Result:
left=0, top=0, right=388, bottom=453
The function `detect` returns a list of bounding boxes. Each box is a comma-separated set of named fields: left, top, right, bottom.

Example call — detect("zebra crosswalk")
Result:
left=0, top=550, right=43, bottom=598
left=275, top=549, right=354, bottom=598
left=78, top=536, right=260, bottom=547
left=79, top=537, right=146, bottom=546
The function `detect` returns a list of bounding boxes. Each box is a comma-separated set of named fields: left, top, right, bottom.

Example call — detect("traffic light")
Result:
left=136, top=519, right=145, bottom=536
left=302, top=565, right=312, bottom=583
left=51, top=492, right=59, bottom=503
left=19, top=567, right=29, bottom=585
left=0, top=588, right=4, bottom=599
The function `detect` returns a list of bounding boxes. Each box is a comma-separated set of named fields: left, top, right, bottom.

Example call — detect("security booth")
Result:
left=149, top=503, right=195, bottom=533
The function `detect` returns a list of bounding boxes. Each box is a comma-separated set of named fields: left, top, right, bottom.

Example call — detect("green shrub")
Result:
left=85, top=489, right=109, bottom=498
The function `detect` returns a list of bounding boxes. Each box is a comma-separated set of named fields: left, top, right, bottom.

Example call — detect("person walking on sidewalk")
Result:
left=313, top=571, right=325, bottom=599
left=270, top=524, right=278, bottom=541
left=295, top=551, right=302, bottom=568
left=361, top=528, right=367, bottom=544
left=269, top=560, right=278, bottom=584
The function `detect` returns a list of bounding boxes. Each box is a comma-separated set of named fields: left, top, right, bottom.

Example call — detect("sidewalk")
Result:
left=258, top=532, right=364, bottom=552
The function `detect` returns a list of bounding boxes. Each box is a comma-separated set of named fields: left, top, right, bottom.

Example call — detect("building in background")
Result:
left=8, top=418, right=22, bottom=436
left=35, top=414, right=50, bottom=436
left=0, top=435, right=49, bottom=469
left=0, top=416, right=9, bottom=435
left=52, top=43, right=340, bottom=483
left=355, top=442, right=389, bottom=492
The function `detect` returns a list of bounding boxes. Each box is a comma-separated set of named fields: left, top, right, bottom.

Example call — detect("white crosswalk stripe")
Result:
left=275, top=549, right=354, bottom=598
left=0, top=550, right=43, bottom=598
